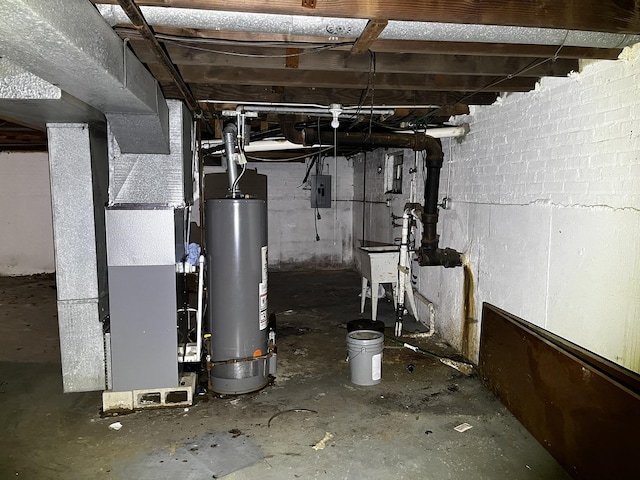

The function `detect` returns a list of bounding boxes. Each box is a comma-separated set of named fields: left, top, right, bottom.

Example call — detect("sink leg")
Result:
left=371, top=281, right=379, bottom=321
left=360, top=277, right=368, bottom=314
left=392, top=284, right=398, bottom=310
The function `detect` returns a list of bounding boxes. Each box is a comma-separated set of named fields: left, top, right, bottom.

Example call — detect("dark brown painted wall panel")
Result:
left=479, top=304, right=640, bottom=480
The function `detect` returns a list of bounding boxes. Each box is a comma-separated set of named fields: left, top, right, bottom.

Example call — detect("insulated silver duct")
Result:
left=0, top=0, right=170, bottom=153
left=97, top=4, right=640, bottom=49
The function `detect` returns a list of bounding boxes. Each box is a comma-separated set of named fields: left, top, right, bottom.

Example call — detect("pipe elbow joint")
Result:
left=417, top=247, right=464, bottom=268
left=223, top=123, right=238, bottom=136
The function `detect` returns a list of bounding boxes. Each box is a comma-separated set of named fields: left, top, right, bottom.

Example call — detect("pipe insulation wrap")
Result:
left=96, top=4, right=640, bottom=48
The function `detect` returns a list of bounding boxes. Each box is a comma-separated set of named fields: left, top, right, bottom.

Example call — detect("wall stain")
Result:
left=462, top=263, right=478, bottom=360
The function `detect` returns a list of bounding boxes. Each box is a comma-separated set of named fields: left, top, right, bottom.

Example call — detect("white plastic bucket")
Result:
left=346, top=330, right=384, bottom=386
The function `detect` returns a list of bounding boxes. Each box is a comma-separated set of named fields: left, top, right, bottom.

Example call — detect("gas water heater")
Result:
left=205, top=122, right=273, bottom=394
left=206, top=199, right=270, bottom=394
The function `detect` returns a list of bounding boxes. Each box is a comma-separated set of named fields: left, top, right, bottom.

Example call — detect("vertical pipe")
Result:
left=395, top=208, right=411, bottom=336
left=223, top=123, right=239, bottom=197
left=196, top=254, right=204, bottom=361
left=421, top=163, right=442, bottom=251
left=362, top=152, right=367, bottom=243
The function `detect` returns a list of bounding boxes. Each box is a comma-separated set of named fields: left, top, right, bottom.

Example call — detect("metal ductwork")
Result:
left=0, top=0, right=170, bottom=153
left=97, top=4, right=640, bottom=49
left=0, top=59, right=106, bottom=128
left=108, top=100, right=193, bottom=206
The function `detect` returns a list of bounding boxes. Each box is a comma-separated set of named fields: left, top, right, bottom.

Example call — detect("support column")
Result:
left=47, top=123, right=109, bottom=392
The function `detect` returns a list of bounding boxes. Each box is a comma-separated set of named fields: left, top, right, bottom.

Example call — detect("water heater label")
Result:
left=260, top=292, right=268, bottom=310
left=261, top=246, right=268, bottom=285
left=259, top=246, right=268, bottom=330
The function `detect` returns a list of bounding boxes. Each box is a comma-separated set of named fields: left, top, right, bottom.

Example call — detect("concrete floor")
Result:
left=0, top=270, right=571, bottom=479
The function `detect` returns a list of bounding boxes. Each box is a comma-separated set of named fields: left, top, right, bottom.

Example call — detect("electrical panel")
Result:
left=310, top=175, right=332, bottom=208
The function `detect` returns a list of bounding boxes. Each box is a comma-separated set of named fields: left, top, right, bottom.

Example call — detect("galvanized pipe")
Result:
left=223, top=123, right=240, bottom=197
left=237, top=104, right=395, bottom=117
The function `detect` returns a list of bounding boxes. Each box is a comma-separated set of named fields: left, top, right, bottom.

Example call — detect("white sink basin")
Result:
left=359, top=245, right=400, bottom=253
left=358, top=246, right=399, bottom=283
left=358, top=245, right=401, bottom=320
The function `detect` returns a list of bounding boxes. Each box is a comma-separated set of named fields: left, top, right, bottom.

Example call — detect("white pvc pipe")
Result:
left=201, top=126, right=467, bottom=153
left=410, top=289, right=436, bottom=338
left=201, top=138, right=329, bottom=152
left=396, top=125, right=469, bottom=139
left=196, top=254, right=205, bottom=361
left=395, top=209, right=411, bottom=336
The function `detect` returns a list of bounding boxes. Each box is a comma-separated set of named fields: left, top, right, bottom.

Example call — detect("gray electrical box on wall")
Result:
left=310, top=175, right=332, bottom=208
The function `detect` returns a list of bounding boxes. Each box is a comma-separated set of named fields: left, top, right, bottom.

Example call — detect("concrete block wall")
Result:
left=352, top=150, right=403, bottom=250
left=250, top=157, right=354, bottom=269
left=0, top=151, right=55, bottom=275
left=416, top=45, right=640, bottom=372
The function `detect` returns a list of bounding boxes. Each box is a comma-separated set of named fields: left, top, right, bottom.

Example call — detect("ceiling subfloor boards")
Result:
left=96, top=0, right=640, bottom=34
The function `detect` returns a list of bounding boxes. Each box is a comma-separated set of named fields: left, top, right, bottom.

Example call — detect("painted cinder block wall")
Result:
left=0, top=151, right=55, bottom=275
left=1, top=152, right=354, bottom=275
left=250, top=158, right=355, bottom=269
left=357, top=45, right=640, bottom=373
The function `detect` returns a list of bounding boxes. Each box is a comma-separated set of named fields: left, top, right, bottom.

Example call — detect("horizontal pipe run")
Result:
left=237, top=105, right=395, bottom=116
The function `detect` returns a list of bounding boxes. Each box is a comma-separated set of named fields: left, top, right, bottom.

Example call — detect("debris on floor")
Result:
left=312, top=432, right=334, bottom=451
left=108, top=422, right=123, bottom=431
left=454, top=422, right=473, bottom=433
left=112, top=431, right=263, bottom=479
left=268, top=408, right=318, bottom=428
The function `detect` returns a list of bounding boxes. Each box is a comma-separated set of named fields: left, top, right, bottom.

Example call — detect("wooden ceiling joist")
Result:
left=351, top=19, right=388, bottom=55
left=153, top=65, right=538, bottom=92
left=119, top=26, right=623, bottom=60
left=131, top=42, right=579, bottom=77
left=161, top=84, right=499, bottom=106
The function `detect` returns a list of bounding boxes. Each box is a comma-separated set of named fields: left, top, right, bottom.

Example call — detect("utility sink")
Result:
left=358, top=244, right=400, bottom=320
left=359, top=245, right=401, bottom=253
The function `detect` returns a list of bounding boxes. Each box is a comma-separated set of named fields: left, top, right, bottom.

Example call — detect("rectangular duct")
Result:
left=47, top=122, right=110, bottom=392
left=108, top=100, right=193, bottom=206
left=0, top=0, right=169, bottom=153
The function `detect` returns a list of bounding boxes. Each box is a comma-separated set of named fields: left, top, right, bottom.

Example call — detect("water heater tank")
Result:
left=205, top=198, right=269, bottom=394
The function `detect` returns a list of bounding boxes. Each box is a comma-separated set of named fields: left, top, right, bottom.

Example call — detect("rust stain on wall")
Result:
left=461, top=263, right=478, bottom=360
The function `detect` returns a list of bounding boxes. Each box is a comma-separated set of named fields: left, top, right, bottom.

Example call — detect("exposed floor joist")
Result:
left=128, top=41, right=580, bottom=77
left=4, top=1, right=638, bottom=149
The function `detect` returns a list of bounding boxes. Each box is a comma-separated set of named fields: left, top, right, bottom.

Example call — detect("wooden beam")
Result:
left=370, top=39, right=622, bottom=60
left=351, top=19, right=388, bottom=55
left=161, top=83, right=499, bottom=106
left=115, top=0, right=201, bottom=114
left=285, top=48, right=301, bottom=69
left=155, top=65, right=538, bottom=92
left=119, top=26, right=622, bottom=60
left=97, top=1, right=640, bottom=34
left=137, top=41, right=578, bottom=77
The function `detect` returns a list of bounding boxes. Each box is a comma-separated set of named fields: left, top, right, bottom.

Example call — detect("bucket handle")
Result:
left=347, top=346, right=367, bottom=362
